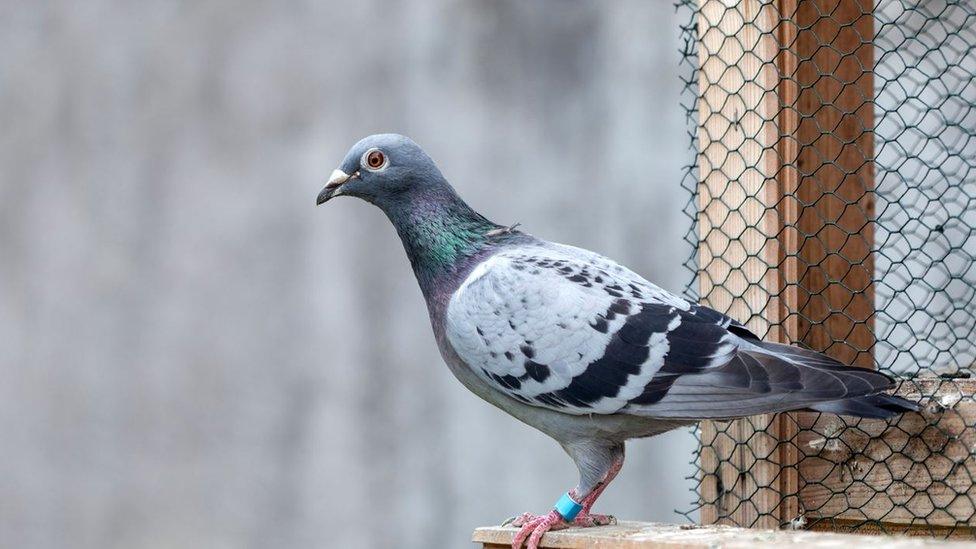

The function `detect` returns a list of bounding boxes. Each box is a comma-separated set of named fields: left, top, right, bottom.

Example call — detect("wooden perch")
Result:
left=473, top=521, right=973, bottom=548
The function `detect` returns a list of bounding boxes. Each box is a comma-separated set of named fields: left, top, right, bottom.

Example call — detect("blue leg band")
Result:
left=553, top=492, right=583, bottom=522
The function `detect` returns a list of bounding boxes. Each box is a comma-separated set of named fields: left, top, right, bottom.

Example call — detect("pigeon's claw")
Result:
left=510, top=510, right=566, bottom=549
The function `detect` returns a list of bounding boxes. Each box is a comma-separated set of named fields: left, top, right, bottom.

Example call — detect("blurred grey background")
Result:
left=0, top=2, right=693, bottom=548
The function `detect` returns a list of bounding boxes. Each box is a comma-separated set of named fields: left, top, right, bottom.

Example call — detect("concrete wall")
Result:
left=0, top=2, right=695, bottom=547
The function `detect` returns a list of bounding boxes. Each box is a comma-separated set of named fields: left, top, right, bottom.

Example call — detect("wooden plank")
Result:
left=797, top=379, right=976, bottom=536
left=472, top=521, right=975, bottom=548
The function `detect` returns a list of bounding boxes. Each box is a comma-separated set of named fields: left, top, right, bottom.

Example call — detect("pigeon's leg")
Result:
left=509, top=441, right=625, bottom=549
left=566, top=441, right=625, bottom=526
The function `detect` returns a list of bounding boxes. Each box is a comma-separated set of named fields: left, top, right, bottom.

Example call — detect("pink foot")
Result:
left=506, top=510, right=616, bottom=548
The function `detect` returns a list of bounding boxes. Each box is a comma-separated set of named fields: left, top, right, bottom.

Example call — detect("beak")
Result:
left=317, top=169, right=357, bottom=205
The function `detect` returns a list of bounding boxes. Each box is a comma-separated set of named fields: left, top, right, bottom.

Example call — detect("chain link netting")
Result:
left=676, top=0, right=976, bottom=536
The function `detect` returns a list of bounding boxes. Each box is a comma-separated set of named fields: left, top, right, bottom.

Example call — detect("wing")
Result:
left=444, top=244, right=739, bottom=415
left=445, top=243, right=899, bottom=419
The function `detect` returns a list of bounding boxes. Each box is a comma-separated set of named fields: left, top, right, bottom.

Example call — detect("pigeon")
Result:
left=317, top=134, right=919, bottom=549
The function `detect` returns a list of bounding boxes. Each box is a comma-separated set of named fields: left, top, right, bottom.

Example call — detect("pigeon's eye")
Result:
left=362, top=149, right=387, bottom=171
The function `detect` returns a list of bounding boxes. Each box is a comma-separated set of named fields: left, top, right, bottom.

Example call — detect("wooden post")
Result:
left=790, top=0, right=876, bottom=369
left=695, top=0, right=875, bottom=529
left=696, top=0, right=798, bottom=529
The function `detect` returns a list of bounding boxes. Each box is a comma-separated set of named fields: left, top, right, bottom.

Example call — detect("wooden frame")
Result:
left=694, top=0, right=976, bottom=535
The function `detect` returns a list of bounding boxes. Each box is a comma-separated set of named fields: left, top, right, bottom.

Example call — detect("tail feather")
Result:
left=748, top=340, right=920, bottom=420
left=809, top=393, right=921, bottom=419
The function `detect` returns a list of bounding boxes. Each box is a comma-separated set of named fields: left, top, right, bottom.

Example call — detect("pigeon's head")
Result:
left=316, top=134, right=445, bottom=208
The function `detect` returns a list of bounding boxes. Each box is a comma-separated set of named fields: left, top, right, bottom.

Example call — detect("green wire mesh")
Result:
left=677, top=0, right=976, bottom=536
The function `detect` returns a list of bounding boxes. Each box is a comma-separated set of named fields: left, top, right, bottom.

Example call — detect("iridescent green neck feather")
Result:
left=382, top=186, right=500, bottom=293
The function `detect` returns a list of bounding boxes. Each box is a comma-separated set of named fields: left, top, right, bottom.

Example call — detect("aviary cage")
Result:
left=678, top=0, right=976, bottom=537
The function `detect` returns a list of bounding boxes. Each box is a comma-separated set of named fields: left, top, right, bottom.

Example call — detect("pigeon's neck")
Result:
left=385, top=187, right=499, bottom=295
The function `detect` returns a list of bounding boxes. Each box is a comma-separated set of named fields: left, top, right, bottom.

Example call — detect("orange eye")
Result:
left=365, top=149, right=386, bottom=170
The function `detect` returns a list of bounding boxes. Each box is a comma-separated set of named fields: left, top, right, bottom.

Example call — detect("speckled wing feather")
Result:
left=445, top=243, right=900, bottom=419
left=445, top=243, right=733, bottom=415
